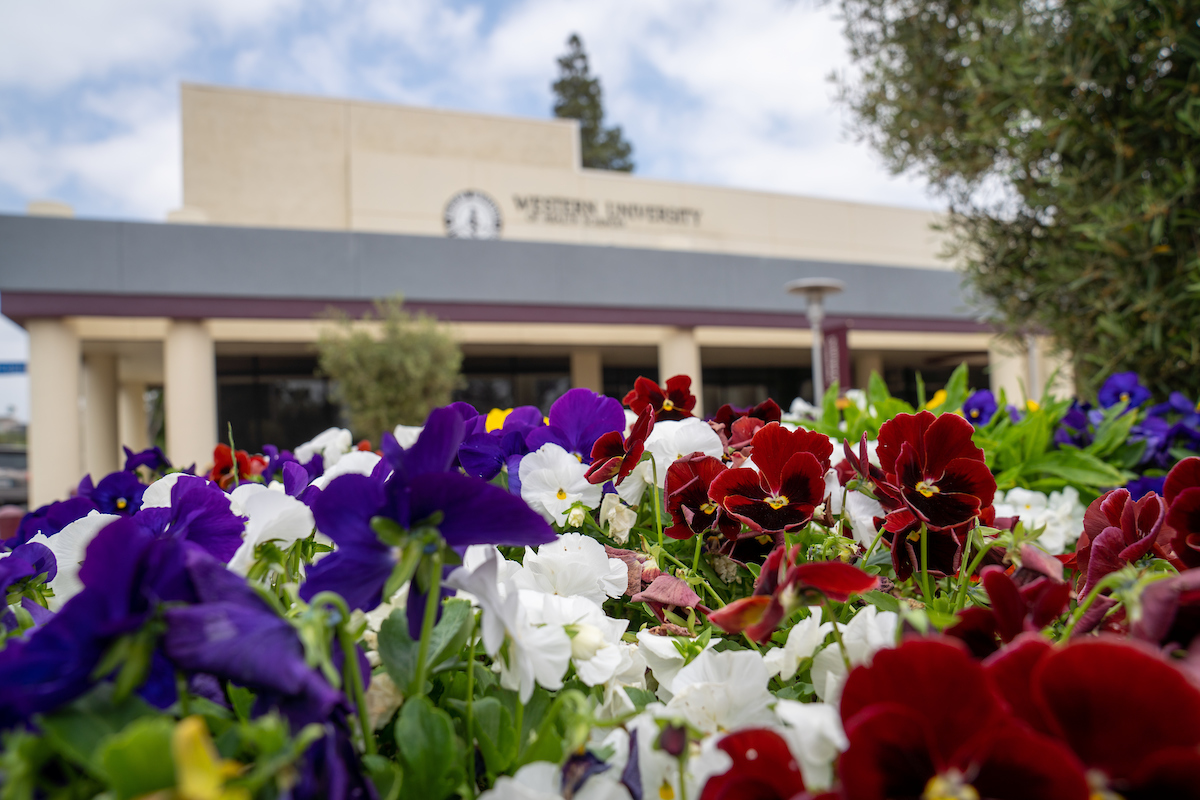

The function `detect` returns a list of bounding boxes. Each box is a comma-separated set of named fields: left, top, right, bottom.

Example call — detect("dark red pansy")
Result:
left=585, top=405, right=655, bottom=486
left=945, top=564, right=1069, bottom=658
left=663, top=453, right=740, bottom=540
left=1130, top=567, right=1200, bottom=651
left=1165, top=456, right=1200, bottom=568
left=710, top=399, right=783, bottom=465
left=982, top=634, right=1056, bottom=735
left=709, top=423, right=831, bottom=537
left=699, top=728, right=807, bottom=800
left=838, top=637, right=1089, bottom=800
left=708, top=545, right=877, bottom=642
left=876, top=411, right=995, bottom=532
left=623, top=374, right=696, bottom=421
left=208, top=443, right=267, bottom=490
left=1075, top=488, right=1172, bottom=597
left=1031, top=638, right=1200, bottom=798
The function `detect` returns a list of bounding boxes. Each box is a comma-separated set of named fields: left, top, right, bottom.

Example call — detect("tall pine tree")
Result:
left=552, top=34, right=635, bottom=172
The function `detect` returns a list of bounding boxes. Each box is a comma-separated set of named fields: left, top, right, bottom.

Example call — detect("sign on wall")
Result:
left=444, top=191, right=503, bottom=240
left=511, top=194, right=702, bottom=229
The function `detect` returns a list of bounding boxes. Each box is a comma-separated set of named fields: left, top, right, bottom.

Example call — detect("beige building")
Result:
left=3, top=84, right=1066, bottom=507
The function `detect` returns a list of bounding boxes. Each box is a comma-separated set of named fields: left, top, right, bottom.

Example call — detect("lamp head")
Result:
left=785, top=278, right=845, bottom=301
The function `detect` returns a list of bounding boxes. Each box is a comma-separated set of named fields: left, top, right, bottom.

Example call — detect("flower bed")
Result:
left=3, top=366, right=1200, bottom=799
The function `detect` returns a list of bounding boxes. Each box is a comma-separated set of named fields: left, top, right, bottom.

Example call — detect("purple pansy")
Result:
left=129, top=476, right=248, bottom=563
left=78, top=471, right=146, bottom=516
left=300, top=407, right=556, bottom=623
left=1098, top=371, right=1152, bottom=409
left=524, top=388, right=625, bottom=462
left=0, top=541, right=55, bottom=597
left=1126, top=474, right=1166, bottom=501
left=9, top=496, right=97, bottom=546
left=962, top=390, right=999, bottom=426
left=123, top=445, right=172, bottom=474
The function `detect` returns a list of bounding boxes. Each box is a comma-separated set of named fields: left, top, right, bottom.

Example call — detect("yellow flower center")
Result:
left=915, top=480, right=939, bottom=498
left=116, top=497, right=128, bottom=510
left=659, top=781, right=675, bottom=800
left=556, top=489, right=567, bottom=500
left=766, top=494, right=788, bottom=510
left=969, top=408, right=979, bottom=418
left=1120, top=392, right=1130, bottom=402
left=700, top=501, right=718, bottom=515
left=662, top=399, right=675, bottom=411
left=1027, top=399, right=1040, bottom=412
left=924, top=772, right=979, bottom=800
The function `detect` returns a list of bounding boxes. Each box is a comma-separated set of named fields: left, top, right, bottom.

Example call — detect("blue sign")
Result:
left=0, top=363, right=26, bottom=374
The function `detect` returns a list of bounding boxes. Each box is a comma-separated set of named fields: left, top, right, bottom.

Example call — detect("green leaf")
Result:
left=424, top=598, right=473, bottom=672
left=37, top=685, right=156, bottom=779
left=377, top=609, right=421, bottom=695
left=471, top=697, right=518, bottom=776
left=622, top=687, right=657, bottom=711
left=819, top=381, right=841, bottom=432
left=1085, top=403, right=1137, bottom=459
left=228, top=685, right=255, bottom=722
left=940, top=363, right=970, bottom=413
left=362, top=754, right=403, bottom=800
left=393, top=697, right=463, bottom=800
left=1024, top=449, right=1129, bottom=489
left=866, top=370, right=892, bottom=406
left=862, top=590, right=900, bottom=614
left=98, top=717, right=176, bottom=800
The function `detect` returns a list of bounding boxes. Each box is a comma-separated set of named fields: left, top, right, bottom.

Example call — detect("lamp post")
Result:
left=786, top=278, right=845, bottom=405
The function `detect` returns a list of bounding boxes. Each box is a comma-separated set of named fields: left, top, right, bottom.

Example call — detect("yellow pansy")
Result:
left=172, top=716, right=249, bottom=800
left=924, top=389, right=947, bottom=410
left=485, top=408, right=513, bottom=432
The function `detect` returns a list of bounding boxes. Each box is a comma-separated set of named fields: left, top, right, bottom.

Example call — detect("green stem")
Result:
left=310, top=592, right=375, bottom=755
left=953, top=538, right=1001, bottom=611
left=657, top=548, right=726, bottom=608
left=862, top=525, right=886, bottom=563
left=826, top=600, right=852, bottom=671
left=678, top=753, right=689, bottom=800
left=953, top=530, right=973, bottom=612
left=514, top=702, right=525, bottom=757
left=1060, top=574, right=1124, bottom=641
left=464, top=614, right=478, bottom=800
left=918, top=524, right=934, bottom=602
left=176, top=672, right=190, bottom=717
left=691, top=533, right=703, bottom=573
left=651, top=460, right=664, bottom=548
left=412, top=551, right=444, bottom=697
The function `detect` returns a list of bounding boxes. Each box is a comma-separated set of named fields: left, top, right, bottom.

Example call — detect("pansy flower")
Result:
left=1074, top=488, right=1172, bottom=597
left=838, top=637, right=1089, bottom=800
left=1098, top=371, right=1152, bottom=409
left=699, top=729, right=811, bottom=800
left=708, top=423, right=832, bottom=537
left=945, top=562, right=1069, bottom=658
left=663, top=452, right=740, bottom=540
left=708, top=543, right=878, bottom=642
left=586, top=405, right=655, bottom=485
left=208, top=443, right=268, bottom=490
left=962, top=389, right=998, bottom=426
left=524, top=388, right=626, bottom=462
left=9, top=496, right=98, bottom=546
left=1164, top=456, right=1200, bottom=568
left=623, top=375, right=697, bottom=421
left=77, top=470, right=146, bottom=516
left=709, top=399, right=782, bottom=463
left=876, top=410, right=996, bottom=532
left=123, top=445, right=172, bottom=474
left=1130, top=567, right=1200, bottom=653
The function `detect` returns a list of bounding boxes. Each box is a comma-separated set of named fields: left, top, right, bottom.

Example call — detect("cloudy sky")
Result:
left=0, top=0, right=938, bottom=421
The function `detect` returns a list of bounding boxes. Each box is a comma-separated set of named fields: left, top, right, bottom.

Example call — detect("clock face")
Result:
left=444, top=191, right=502, bottom=240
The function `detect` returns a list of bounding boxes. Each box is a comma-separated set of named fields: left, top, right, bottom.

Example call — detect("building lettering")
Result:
left=512, top=195, right=702, bottom=228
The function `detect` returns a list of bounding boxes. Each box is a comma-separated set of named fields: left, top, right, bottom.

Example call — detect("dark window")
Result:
left=454, top=357, right=571, bottom=415
left=216, top=356, right=343, bottom=454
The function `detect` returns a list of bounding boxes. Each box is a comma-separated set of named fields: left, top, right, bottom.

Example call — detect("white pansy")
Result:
left=824, top=469, right=886, bottom=547
left=772, top=700, right=848, bottom=790
left=643, top=418, right=724, bottom=489
left=294, top=427, right=353, bottom=470
left=811, top=606, right=898, bottom=706
left=595, top=642, right=649, bottom=720
left=599, top=493, right=637, bottom=545
left=518, top=444, right=602, bottom=525
left=994, top=485, right=1086, bottom=555
left=636, top=629, right=717, bottom=701
left=226, top=483, right=315, bottom=576
left=310, top=450, right=383, bottom=491
left=512, top=532, right=626, bottom=605
left=479, top=760, right=631, bottom=800
left=762, top=614, right=833, bottom=681
left=445, top=548, right=572, bottom=703
left=666, top=648, right=775, bottom=735
left=27, top=512, right=119, bottom=610
left=391, top=424, right=423, bottom=450
left=615, top=460, right=652, bottom=508
left=611, top=710, right=732, bottom=800
left=142, top=473, right=218, bottom=509
left=525, top=592, right=630, bottom=686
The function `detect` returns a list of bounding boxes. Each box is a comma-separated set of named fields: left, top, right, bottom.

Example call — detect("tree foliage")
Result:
left=316, top=297, right=463, bottom=437
left=552, top=33, right=635, bottom=172
left=837, top=0, right=1200, bottom=398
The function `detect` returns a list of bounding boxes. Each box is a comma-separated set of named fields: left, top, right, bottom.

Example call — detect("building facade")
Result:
left=0, top=84, right=1066, bottom=506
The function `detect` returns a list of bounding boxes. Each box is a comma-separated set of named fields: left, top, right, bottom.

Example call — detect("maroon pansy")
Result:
left=708, top=544, right=878, bottom=643
left=630, top=574, right=707, bottom=625
left=585, top=406, right=655, bottom=486
left=1074, top=488, right=1172, bottom=597
left=838, top=637, right=1089, bottom=800
left=1031, top=638, right=1200, bottom=798
left=664, top=453, right=740, bottom=540
left=946, top=563, right=1069, bottom=658
left=710, top=399, right=782, bottom=465
left=623, top=375, right=697, bottom=421
left=708, top=423, right=831, bottom=538
left=876, top=411, right=996, bottom=532
left=699, top=729, right=810, bottom=800
left=1164, top=456, right=1200, bottom=568
left=1130, top=567, right=1200, bottom=652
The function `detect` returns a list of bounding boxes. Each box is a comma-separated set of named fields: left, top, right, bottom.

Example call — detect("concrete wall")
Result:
left=181, top=84, right=951, bottom=271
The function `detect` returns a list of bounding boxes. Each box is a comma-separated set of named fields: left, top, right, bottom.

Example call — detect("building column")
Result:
left=854, top=351, right=884, bottom=391
left=118, top=381, right=150, bottom=457
left=1037, top=336, right=1075, bottom=399
left=658, top=327, right=703, bottom=416
left=987, top=336, right=1029, bottom=404
left=27, top=319, right=81, bottom=507
left=164, top=320, right=216, bottom=472
left=82, top=352, right=119, bottom=479
left=570, top=348, right=603, bottom=393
